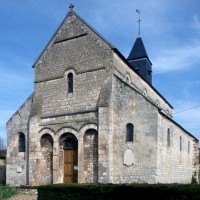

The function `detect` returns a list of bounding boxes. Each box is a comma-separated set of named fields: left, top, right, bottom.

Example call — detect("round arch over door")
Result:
left=60, top=133, right=78, bottom=183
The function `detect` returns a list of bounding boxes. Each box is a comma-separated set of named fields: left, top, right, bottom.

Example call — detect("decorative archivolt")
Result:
left=57, top=127, right=78, bottom=139
left=38, top=128, right=56, bottom=146
left=79, top=124, right=98, bottom=137
left=39, top=128, right=55, bottom=138
left=38, top=125, right=98, bottom=143
left=64, top=68, right=76, bottom=77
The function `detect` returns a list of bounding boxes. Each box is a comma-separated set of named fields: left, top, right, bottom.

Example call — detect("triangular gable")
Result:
left=32, top=9, right=116, bottom=68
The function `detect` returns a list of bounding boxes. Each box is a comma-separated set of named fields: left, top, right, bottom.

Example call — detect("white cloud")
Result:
left=153, top=40, right=200, bottom=73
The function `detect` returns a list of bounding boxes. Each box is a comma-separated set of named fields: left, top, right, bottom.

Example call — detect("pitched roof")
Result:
left=127, top=36, right=152, bottom=64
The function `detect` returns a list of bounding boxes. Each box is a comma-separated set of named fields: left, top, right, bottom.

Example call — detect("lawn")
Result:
left=0, top=184, right=17, bottom=200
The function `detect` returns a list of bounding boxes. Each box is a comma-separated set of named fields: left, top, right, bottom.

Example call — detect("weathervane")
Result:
left=136, top=9, right=141, bottom=36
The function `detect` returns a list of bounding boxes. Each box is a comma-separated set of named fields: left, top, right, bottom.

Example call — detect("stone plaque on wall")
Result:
left=123, top=149, right=134, bottom=166
left=17, top=165, right=22, bottom=173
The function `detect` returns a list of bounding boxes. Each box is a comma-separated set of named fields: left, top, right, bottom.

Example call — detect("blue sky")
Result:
left=0, top=0, right=200, bottom=144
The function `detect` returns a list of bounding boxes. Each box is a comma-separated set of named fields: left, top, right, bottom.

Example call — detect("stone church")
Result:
left=6, top=5, right=199, bottom=186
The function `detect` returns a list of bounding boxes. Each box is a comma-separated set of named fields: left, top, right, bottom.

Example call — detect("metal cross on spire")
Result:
left=69, top=3, right=74, bottom=11
left=136, top=9, right=141, bottom=36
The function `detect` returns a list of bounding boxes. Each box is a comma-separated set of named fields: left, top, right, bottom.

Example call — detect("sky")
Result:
left=0, top=0, right=200, bottom=145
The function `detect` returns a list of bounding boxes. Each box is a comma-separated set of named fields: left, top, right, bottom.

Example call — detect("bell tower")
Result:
left=127, top=10, right=152, bottom=84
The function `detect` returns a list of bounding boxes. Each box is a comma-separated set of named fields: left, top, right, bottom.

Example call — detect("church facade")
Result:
left=6, top=6, right=199, bottom=186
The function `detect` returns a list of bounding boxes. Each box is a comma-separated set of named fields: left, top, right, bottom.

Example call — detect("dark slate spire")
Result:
left=127, top=36, right=150, bottom=61
left=127, top=36, right=152, bottom=84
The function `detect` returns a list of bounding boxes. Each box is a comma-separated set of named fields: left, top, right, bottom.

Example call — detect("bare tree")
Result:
left=0, top=135, right=6, bottom=151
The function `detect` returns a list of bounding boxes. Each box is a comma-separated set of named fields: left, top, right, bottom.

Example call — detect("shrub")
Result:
left=37, top=183, right=200, bottom=200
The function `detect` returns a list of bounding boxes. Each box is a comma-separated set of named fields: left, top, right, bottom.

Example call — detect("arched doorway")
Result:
left=60, top=133, right=78, bottom=183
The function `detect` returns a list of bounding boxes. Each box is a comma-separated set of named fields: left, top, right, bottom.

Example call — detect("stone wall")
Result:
left=111, top=75, right=158, bottom=183
left=157, top=113, right=199, bottom=183
left=113, top=53, right=173, bottom=117
left=6, top=95, right=33, bottom=185
left=83, top=129, right=98, bottom=183
left=34, top=69, right=108, bottom=118
left=34, top=12, right=112, bottom=83
left=110, top=52, right=199, bottom=184
left=32, top=11, right=113, bottom=119
left=27, top=121, right=99, bottom=185
left=6, top=9, right=114, bottom=186
left=27, top=10, right=114, bottom=185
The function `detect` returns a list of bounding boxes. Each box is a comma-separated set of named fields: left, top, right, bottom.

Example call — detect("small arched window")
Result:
left=126, top=123, right=134, bottom=142
left=18, top=133, right=25, bottom=152
left=68, top=73, right=73, bottom=93
left=167, top=128, right=170, bottom=147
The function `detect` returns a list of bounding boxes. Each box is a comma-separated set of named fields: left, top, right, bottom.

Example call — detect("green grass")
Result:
left=0, top=184, right=17, bottom=200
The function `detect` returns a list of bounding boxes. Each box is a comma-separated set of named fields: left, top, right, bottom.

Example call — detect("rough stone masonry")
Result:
left=6, top=6, right=199, bottom=186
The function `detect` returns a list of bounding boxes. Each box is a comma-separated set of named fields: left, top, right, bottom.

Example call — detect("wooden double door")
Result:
left=63, top=148, right=78, bottom=183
